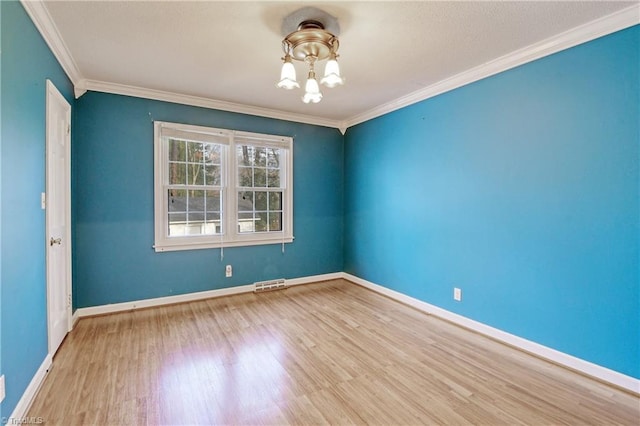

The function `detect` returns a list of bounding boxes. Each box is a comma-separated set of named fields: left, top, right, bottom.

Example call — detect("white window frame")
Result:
left=154, top=121, right=293, bottom=252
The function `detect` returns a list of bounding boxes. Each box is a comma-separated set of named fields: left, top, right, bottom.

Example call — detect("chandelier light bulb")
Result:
left=302, top=69, right=322, bottom=104
left=276, top=54, right=300, bottom=90
left=321, top=53, right=344, bottom=88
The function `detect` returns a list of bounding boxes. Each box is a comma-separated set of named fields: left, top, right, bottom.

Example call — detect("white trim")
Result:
left=283, top=272, right=342, bottom=287
left=341, top=273, right=640, bottom=395
left=76, top=284, right=253, bottom=317
left=75, top=272, right=342, bottom=318
left=20, top=0, right=82, bottom=85
left=22, top=1, right=638, bottom=131
left=83, top=79, right=343, bottom=130
left=343, top=5, right=640, bottom=128
left=9, top=355, right=52, bottom=423
left=73, top=79, right=88, bottom=99
left=153, top=121, right=294, bottom=252
left=45, top=79, right=73, bottom=356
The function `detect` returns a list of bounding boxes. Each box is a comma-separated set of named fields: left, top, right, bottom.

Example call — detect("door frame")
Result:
left=45, top=79, right=73, bottom=355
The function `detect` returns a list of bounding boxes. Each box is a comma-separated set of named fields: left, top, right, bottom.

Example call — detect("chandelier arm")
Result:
left=281, top=39, right=293, bottom=55
left=330, top=37, right=340, bottom=54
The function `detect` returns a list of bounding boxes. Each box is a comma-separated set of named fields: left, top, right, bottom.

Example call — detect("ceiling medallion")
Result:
left=276, top=18, right=344, bottom=104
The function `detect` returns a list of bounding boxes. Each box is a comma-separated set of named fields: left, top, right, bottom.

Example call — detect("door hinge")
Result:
left=67, top=123, right=71, bottom=134
left=67, top=293, right=72, bottom=308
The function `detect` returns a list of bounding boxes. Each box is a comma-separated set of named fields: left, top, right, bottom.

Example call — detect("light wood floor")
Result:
left=29, top=279, right=639, bottom=425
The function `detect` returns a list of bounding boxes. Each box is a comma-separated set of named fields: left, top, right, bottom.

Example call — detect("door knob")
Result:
left=50, top=237, right=62, bottom=246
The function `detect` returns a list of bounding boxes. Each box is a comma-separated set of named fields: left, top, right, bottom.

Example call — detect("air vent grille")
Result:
left=254, top=279, right=288, bottom=293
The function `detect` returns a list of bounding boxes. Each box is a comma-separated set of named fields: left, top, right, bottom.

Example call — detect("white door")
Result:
left=46, top=80, right=72, bottom=356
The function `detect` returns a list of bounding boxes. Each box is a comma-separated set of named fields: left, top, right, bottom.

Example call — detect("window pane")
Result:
left=267, top=169, right=280, bottom=188
left=168, top=213, right=186, bottom=236
left=255, top=191, right=268, bottom=210
left=238, top=167, right=252, bottom=187
left=269, top=192, right=282, bottom=210
left=254, top=168, right=266, bottom=187
left=238, top=212, right=254, bottom=233
left=205, top=215, right=221, bottom=234
left=189, top=212, right=204, bottom=221
left=205, top=190, right=221, bottom=212
left=204, top=144, right=221, bottom=165
left=254, top=147, right=267, bottom=167
left=267, top=148, right=280, bottom=168
left=255, top=212, right=268, bottom=232
left=206, top=212, right=221, bottom=222
left=205, top=165, right=221, bottom=186
left=187, top=164, right=205, bottom=186
left=187, top=141, right=203, bottom=162
left=168, top=189, right=187, bottom=212
left=235, top=144, right=286, bottom=235
left=238, top=191, right=253, bottom=211
left=268, top=212, right=282, bottom=232
left=237, top=145, right=254, bottom=166
left=169, top=163, right=186, bottom=185
left=169, top=139, right=186, bottom=161
left=189, top=190, right=205, bottom=212
left=185, top=223, right=203, bottom=235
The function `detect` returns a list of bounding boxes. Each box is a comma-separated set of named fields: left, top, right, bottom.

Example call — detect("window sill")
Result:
left=153, top=236, right=294, bottom=252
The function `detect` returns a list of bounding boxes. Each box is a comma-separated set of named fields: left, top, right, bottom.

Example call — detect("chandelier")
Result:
left=276, top=19, right=344, bottom=104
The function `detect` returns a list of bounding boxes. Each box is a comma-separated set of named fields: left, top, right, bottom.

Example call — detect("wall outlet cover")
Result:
left=454, top=287, right=462, bottom=301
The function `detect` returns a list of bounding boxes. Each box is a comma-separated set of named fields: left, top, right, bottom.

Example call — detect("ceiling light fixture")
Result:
left=277, top=19, right=344, bottom=104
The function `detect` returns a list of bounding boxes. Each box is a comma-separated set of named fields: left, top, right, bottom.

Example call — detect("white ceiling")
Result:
left=32, top=1, right=639, bottom=129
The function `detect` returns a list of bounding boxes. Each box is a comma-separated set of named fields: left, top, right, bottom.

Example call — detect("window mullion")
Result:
left=226, top=135, right=237, bottom=242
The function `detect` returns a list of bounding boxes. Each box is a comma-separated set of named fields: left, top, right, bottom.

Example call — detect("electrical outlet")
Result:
left=453, top=287, right=462, bottom=301
left=0, top=374, right=5, bottom=403
left=225, top=265, right=232, bottom=278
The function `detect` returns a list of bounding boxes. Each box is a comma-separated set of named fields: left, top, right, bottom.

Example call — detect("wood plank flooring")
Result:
left=28, top=279, right=639, bottom=425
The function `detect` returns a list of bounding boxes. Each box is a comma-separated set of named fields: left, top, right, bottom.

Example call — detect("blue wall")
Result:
left=0, top=1, right=3, bottom=414
left=2, top=0, right=638, bottom=415
left=73, top=92, right=344, bottom=308
left=0, top=1, right=75, bottom=417
left=344, top=26, right=640, bottom=379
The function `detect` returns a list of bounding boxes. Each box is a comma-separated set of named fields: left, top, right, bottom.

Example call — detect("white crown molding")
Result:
left=342, top=273, right=640, bottom=395
left=20, top=0, right=82, bottom=86
left=74, top=79, right=88, bottom=99
left=22, top=1, right=638, bottom=132
left=343, top=4, right=640, bottom=129
left=81, top=79, right=344, bottom=130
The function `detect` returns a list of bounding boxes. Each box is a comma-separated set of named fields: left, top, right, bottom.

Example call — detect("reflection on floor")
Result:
left=29, top=279, right=640, bottom=425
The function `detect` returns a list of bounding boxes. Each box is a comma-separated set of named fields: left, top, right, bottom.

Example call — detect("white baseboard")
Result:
left=12, top=269, right=638, bottom=422
left=75, top=284, right=253, bottom=317
left=9, top=354, right=52, bottom=422
left=342, top=272, right=640, bottom=395
left=284, top=272, right=343, bottom=287
left=75, top=272, right=343, bottom=318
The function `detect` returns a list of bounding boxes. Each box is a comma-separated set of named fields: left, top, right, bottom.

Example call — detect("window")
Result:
left=154, top=121, right=293, bottom=252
